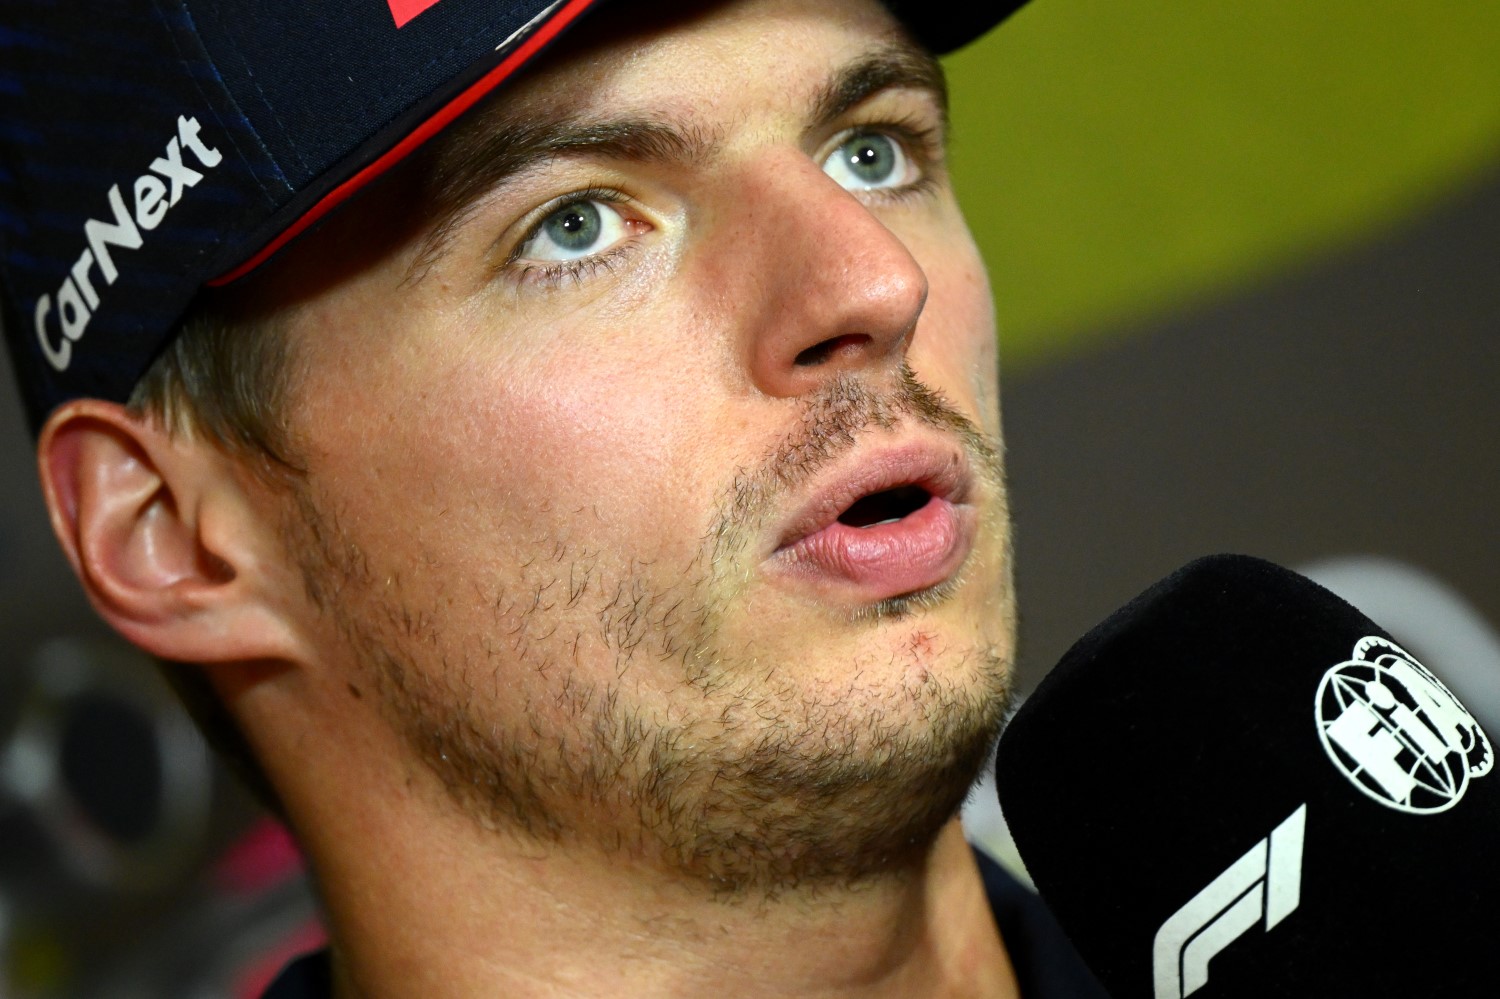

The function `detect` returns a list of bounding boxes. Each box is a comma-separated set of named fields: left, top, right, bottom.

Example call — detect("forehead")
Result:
left=493, top=0, right=914, bottom=116
left=415, top=0, right=942, bottom=210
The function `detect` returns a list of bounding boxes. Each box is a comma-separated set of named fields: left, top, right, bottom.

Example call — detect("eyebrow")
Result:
left=810, top=43, right=949, bottom=134
left=405, top=40, right=949, bottom=280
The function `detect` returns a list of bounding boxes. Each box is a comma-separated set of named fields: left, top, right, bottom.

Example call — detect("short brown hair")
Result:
left=128, top=288, right=301, bottom=475
left=127, top=292, right=301, bottom=819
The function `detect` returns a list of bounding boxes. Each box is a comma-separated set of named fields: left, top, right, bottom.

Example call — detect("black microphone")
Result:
left=995, top=554, right=1500, bottom=999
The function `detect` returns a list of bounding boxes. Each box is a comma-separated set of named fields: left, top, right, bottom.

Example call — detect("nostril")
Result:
left=793, top=333, right=872, bottom=368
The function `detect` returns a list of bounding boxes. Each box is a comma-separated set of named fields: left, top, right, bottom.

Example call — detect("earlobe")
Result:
left=37, top=401, right=303, bottom=666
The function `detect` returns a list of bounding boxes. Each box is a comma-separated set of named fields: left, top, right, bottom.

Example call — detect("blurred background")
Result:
left=2, top=1, right=1498, bottom=995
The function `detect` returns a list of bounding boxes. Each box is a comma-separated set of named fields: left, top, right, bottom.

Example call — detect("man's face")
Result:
left=268, top=0, right=1013, bottom=891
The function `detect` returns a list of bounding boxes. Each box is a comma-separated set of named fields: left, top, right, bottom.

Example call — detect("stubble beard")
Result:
left=288, top=365, right=1014, bottom=896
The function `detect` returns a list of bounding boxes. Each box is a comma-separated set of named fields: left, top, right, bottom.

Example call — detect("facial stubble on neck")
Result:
left=286, top=365, right=1013, bottom=896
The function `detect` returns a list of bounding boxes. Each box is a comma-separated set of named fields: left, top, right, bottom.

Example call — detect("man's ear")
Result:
left=37, top=399, right=307, bottom=666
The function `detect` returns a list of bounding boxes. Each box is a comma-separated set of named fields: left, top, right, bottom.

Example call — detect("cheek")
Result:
left=289, top=243, right=734, bottom=584
left=413, top=326, right=718, bottom=566
left=908, top=223, right=1000, bottom=426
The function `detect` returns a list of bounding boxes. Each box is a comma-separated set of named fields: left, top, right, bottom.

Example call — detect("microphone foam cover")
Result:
left=996, top=554, right=1500, bottom=998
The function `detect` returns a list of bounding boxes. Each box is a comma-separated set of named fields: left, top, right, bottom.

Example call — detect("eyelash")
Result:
left=509, top=249, right=633, bottom=290
left=497, top=117, right=946, bottom=290
left=500, top=186, right=641, bottom=290
left=838, top=116, right=947, bottom=203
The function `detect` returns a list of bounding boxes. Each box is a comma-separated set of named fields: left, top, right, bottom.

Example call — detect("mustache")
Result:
left=706, top=363, right=1002, bottom=567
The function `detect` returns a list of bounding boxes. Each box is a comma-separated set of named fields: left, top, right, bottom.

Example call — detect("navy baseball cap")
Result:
left=0, top=0, right=1026, bottom=433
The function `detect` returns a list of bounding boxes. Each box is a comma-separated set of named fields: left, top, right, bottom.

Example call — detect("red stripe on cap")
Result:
left=388, top=0, right=445, bottom=29
left=208, top=0, right=600, bottom=287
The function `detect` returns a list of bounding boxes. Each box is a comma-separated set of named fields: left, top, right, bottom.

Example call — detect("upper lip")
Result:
left=770, top=440, right=975, bottom=556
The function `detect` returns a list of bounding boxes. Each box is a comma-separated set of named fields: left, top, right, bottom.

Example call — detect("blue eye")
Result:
left=822, top=132, right=911, bottom=191
left=517, top=198, right=630, bottom=262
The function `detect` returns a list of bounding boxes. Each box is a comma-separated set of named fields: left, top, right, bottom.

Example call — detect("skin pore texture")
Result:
left=42, top=0, right=1020, bottom=995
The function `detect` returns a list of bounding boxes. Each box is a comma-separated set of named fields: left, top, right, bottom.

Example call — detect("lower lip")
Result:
left=773, top=496, right=975, bottom=601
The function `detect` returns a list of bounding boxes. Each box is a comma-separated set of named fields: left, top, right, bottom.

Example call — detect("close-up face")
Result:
left=261, top=0, right=1015, bottom=891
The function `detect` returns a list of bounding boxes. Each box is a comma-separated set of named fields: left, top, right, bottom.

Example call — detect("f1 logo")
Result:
left=1152, top=804, right=1306, bottom=999
left=387, top=0, right=443, bottom=28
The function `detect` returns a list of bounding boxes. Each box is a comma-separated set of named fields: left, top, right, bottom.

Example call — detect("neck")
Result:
left=297, top=788, right=1016, bottom=999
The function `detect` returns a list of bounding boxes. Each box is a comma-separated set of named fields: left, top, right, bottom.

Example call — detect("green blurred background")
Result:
left=945, top=1, right=1500, bottom=369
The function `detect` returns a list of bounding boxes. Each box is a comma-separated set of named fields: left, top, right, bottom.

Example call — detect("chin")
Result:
left=674, top=643, right=1012, bottom=894
left=624, top=616, right=1014, bottom=894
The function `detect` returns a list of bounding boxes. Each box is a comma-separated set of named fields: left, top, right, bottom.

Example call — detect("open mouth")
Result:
left=765, top=443, right=978, bottom=601
left=771, top=458, right=975, bottom=600
left=836, top=484, right=934, bottom=528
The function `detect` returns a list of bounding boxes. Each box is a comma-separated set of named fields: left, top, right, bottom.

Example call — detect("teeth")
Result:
left=864, top=517, right=904, bottom=528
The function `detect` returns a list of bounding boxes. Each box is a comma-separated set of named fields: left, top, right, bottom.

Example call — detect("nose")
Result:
left=709, top=151, right=929, bottom=398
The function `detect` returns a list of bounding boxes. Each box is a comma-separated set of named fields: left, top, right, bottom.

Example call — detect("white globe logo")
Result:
left=1315, top=637, right=1492, bottom=814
